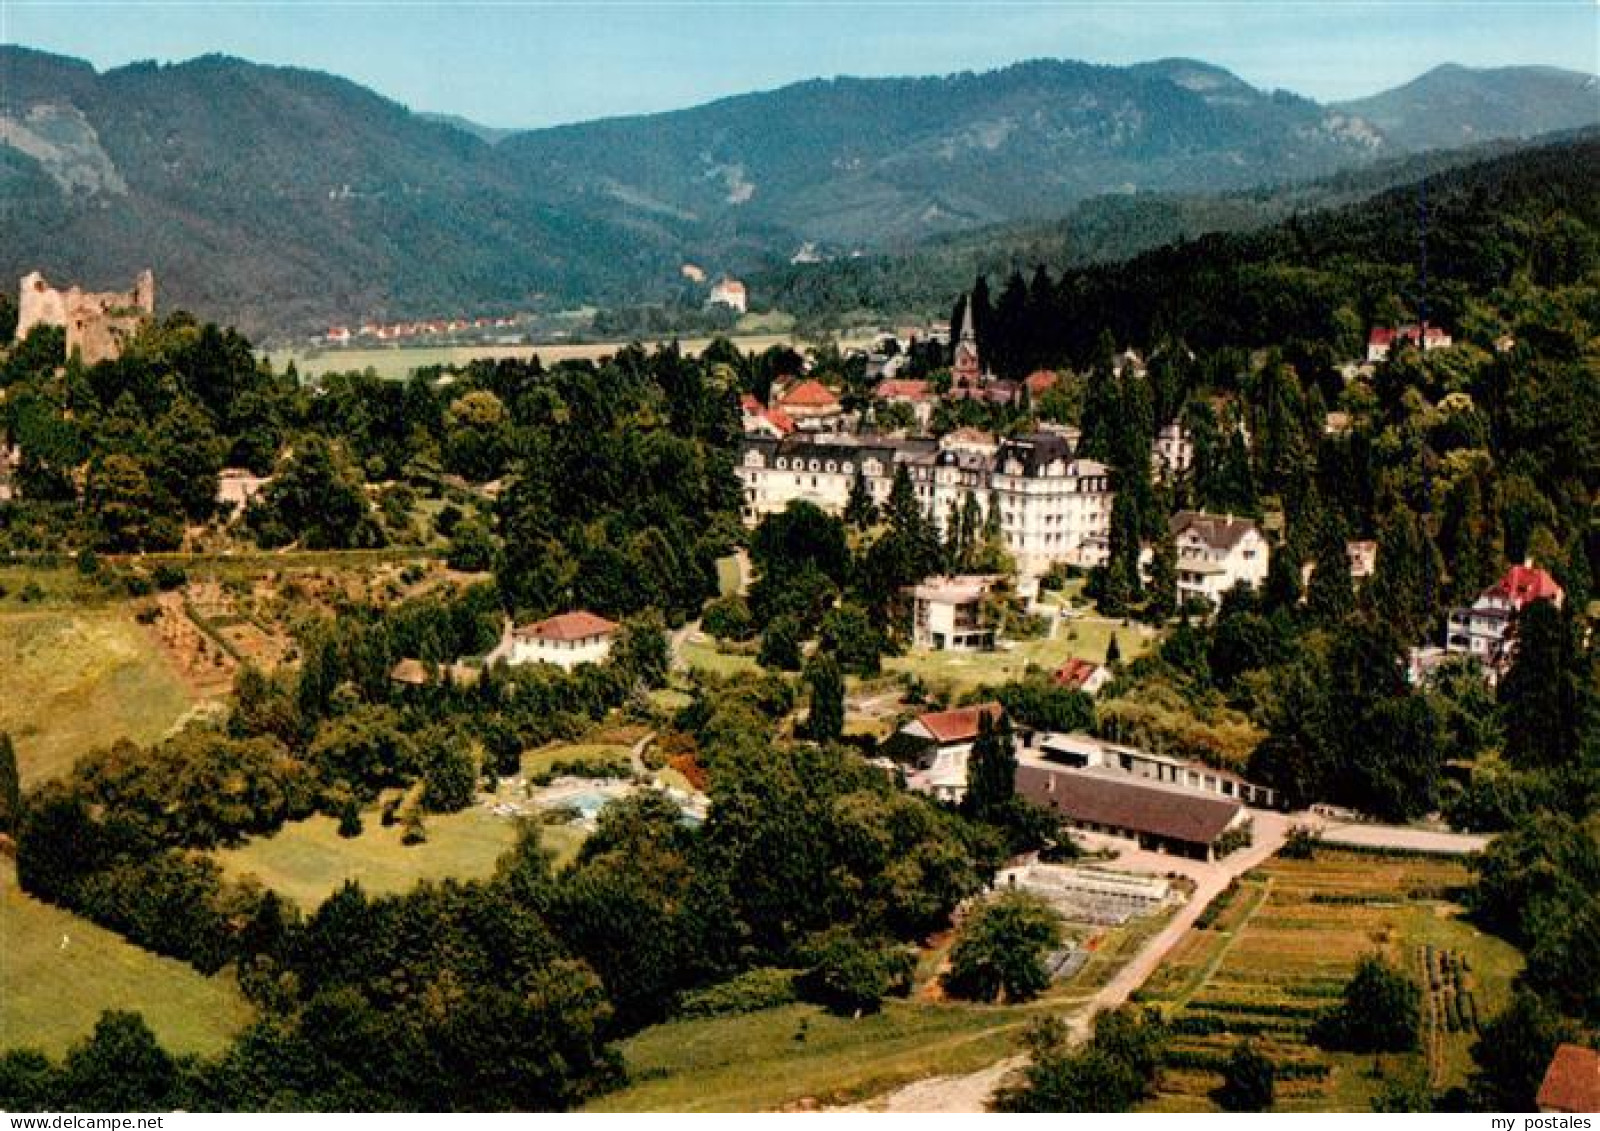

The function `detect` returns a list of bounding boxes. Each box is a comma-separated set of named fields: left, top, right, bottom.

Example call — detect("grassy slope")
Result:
left=0, top=601, right=194, bottom=786
left=214, top=809, right=581, bottom=912
left=586, top=1001, right=1027, bottom=1112
left=886, top=617, right=1156, bottom=696
left=0, top=862, right=252, bottom=1057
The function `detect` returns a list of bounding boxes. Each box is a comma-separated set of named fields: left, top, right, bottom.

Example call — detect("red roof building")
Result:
left=514, top=610, right=619, bottom=642
left=1538, top=1044, right=1600, bottom=1113
left=904, top=701, right=1004, bottom=746
left=875, top=378, right=933, bottom=402
left=1367, top=323, right=1453, bottom=361
left=1052, top=658, right=1110, bottom=695
left=1024, top=369, right=1059, bottom=398
left=1484, top=563, right=1565, bottom=609
left=778, top=379, right=841, bottom=409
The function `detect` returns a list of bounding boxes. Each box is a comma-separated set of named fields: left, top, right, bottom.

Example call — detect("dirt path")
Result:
left=845, top=813, right=1293, bottom=1112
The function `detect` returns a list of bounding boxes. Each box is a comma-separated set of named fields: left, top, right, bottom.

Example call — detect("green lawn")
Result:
left=522, top=742, right=633, bottom=778
left=714, top=554, right=744, bottom=598
left=0, top=862, right=252, bottom=1057
left=215, top=808, right=580, bottom=911
left=678, top=636, right=761, bottom=678
left=586, top=1000, right=1028, bottom=1112
left=0, top=606, right=195, bottom=785
left=886, top=617, right=1156, bottom=695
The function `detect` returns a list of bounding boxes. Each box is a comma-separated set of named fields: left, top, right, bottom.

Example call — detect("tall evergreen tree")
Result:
left=0, top=732, right=20, bottom=835
left=964, top=711, right=1017, bottom=824
left=1306, top=516, right=1356, bottom=624
left=804, top=654, right=845, bottom=745
left=1499, top=599, right=1580, bottom=771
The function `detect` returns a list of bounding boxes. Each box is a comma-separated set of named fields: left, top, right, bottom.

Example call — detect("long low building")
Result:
left=1025, top=730, right=1279, bottom=809
left=1016, top=761, right=1248, bottom=861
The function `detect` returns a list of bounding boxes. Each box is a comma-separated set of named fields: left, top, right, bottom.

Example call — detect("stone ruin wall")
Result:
left=15, top=269, right=155, bottom=366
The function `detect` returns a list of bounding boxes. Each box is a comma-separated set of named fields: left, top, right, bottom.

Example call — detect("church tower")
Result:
left=952, top=295, right=981, bottom=389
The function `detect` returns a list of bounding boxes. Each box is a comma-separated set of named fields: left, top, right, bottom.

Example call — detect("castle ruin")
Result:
left=15, top=269, right=155, bottom=366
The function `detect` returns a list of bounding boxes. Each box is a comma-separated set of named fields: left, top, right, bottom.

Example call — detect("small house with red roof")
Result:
left=1052, top=657, right=1111, bottom=697
left=508, top=610, right=620, bottom=670
left=1446, top=561, right=1565, bottom=673
left=740, top=394, right=796, bottom=439
left=775, top=379, right=843, bottom=430
left=1538, top=1044, right=1599, bottom=1114
left=874, top=378, right=935, bottom=429
left=898, top=701, right=1007, bottom=803
left=1367, top=323, right=1453, bottom=363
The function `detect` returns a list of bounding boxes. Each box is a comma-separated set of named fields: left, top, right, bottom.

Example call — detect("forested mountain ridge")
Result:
left=1, top=47, right=1594, bottom=337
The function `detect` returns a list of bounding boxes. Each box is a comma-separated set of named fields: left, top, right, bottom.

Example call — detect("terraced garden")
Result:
left=1135, top=851, right=1521, bottom=1111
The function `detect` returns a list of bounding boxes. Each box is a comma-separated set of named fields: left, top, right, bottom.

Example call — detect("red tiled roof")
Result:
left=875, top=378, right=932, bottom=401
left=911, top=701, right=1003, bottom=745
left=514, top=610, right=619, bottom=642
left=1486, top=564, right=1564, bottom=608
left=1538, top=1044, right=1600, bottom=1113
left=778, top=379, right=841, bottom=409
left=1369, top=324, right=1451, bottom=347
left=740, top=393, right=764, bottom=412
left=764, top=407, right=797, bottom=434
left=1025, top=369, right=1059, bottom=396
left=1052, top=658, right=1103, bottom=691
left=1016, top=765, right=1242, bottom=846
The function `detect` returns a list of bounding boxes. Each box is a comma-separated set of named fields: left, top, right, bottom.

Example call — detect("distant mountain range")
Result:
left=1, top=47, right=1594, bottom=337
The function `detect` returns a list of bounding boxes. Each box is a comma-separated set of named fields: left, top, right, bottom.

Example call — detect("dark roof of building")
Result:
left=1538, top=1044, right=1600, bottom=1113
left=1016, top=764, right=1242, bottom=846
left=1171, top=510, right=1259, bottom=551
left=995, top=432, right=1075, bottom=476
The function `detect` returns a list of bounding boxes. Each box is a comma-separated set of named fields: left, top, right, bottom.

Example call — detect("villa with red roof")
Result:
left=1367, top=323, right=1453, bottom=362
left=740, top=394, right=796, bottom=439
left=508, top=610, right=620, bottom=670
left=1446, top=562, right=1565, bottom=674
left=898, top=701, right=1007, bottom=803
left=774, top=379, right=843, bottom=430
left=1052, top=657, right=1111, bottom=697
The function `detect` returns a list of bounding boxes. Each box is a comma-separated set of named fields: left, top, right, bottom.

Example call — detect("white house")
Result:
left=1367, top=323, right=1452, bottom=363
left=910, top=575, right=999, bottom=651
left=1168, top=511, right=1270, bottom=607
left=507, top=610, right=619, bottom=670
left=1445, top=562, right=1564, bottom=673
left=899, top=701, right=1006, bottom=804
left=1152, top=422, right=1194, bottom=482
left=708, top=277, right=747, bottom=314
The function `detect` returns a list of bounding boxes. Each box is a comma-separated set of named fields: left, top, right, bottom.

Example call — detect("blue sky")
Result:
left=2, top=1, right=1595, bottom=128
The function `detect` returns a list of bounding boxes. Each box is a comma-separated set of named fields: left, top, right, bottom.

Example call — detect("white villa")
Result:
left=507, top=610, right=620, bottom=670
left=1168, top=511, right=1270, bottom=607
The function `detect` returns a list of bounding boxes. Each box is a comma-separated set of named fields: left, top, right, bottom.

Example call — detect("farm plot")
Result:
left=1136, top=852, right=1520, bottom=1112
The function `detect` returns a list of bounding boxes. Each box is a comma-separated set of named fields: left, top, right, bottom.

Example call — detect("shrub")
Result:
left=678, top=968, right=800, bottom=1019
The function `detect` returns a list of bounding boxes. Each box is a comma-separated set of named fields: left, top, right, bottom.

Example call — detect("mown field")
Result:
left=1134, top=851, right=1521, bottom=1111
left=0, top=862, right=253, bottom=1057
left=0, top=602, right=195, bottom=785
left=214, top=808, right=580, bottom=912
left=272, top=326, right=863, bottom=382
left=886, top=617, right=1156, bottom=696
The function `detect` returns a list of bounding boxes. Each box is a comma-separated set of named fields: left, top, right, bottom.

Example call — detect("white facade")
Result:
left=1026, top=731, right=1279, bottom=809
left=911, top=576, right=997, bottom=651
left=1169, top=511, right=1269, bottom=607
left=709, top=278, right=747, bottom=313
left=506, top=612, right=618, bottom=670
left=1152, top=422, right=1194, bottom=482
left=738, top=432, right=1114, bottom=578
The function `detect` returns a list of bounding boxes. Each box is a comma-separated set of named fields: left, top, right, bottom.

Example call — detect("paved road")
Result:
left=1308, top=819, right=1489, bottom=856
